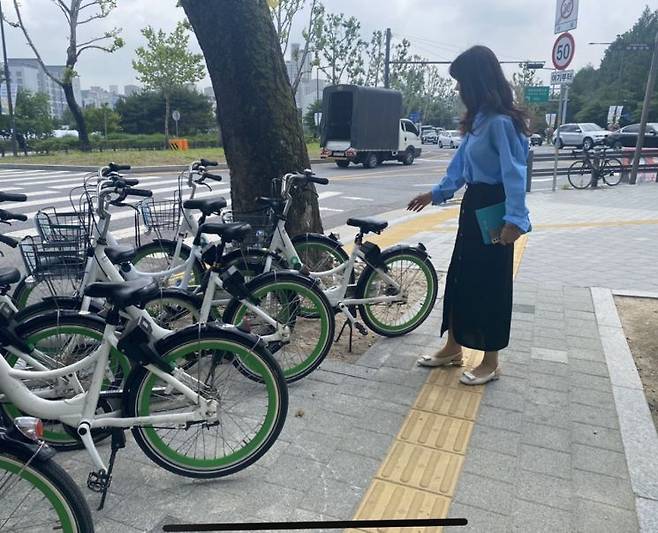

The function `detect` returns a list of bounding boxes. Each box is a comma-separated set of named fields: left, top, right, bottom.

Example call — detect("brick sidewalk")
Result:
left=50, top=182, right=658, bottom=532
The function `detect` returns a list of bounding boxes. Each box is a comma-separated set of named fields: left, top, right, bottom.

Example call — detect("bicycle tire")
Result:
left=356, top=247, right=439, bottom=337
left=124, top=325, right=288, bottom=479
left=13, top=276, right=82, bottom=311
left=0, top=446, right=94, bottom=532
left=291, top=233, right=354, bottom=286
left=132, top=239, right=204, bottom=288
left=13, top=297, right=104, bottom=324
left=568, top=161, right=593, bottom=189
left=603, top=158, right=624, bottom=187
left=223, top=271, right=336, bottom=383
left=2, top=313, right=130, bottom=450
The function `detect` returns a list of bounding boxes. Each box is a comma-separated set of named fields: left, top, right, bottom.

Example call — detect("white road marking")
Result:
left=319, top=207, right=344, bottom=212
left=342, top=196, right=374, bottom=202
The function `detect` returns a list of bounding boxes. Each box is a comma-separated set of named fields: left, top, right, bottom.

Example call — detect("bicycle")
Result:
left=219, top=171, right=440, bottom=339
left=0, top=414, right=94, bottom=532
left=567, top=147, right=624, bottom=189
left=0, top=185, right=289, bottom=489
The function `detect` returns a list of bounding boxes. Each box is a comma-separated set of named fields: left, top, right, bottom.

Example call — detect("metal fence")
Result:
left=526, top=148, right=658, bottom=191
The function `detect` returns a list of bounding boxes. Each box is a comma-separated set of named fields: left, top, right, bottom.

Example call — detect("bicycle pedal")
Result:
left=355, top=323, right=368, bottom=336
left=87, top=470, right=112, bottom=493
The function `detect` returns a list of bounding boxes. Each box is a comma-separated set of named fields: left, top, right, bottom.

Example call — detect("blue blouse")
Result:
left=431, top=112, right=531, bottom=232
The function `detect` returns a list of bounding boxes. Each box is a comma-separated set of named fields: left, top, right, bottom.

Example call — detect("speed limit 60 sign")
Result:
left=552, top=32, right=575, bottom=70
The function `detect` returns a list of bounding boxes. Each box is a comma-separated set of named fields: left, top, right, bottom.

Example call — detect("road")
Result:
left=0, top=143, right=570, bottom=253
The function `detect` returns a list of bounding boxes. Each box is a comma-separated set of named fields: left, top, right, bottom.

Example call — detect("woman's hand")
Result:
left=408, top=192, right=433, bottom=212
left=500, top=223, right=522, bottom=245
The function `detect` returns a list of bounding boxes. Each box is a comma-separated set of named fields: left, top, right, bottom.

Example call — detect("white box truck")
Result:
left=319, top=85, right=422, bottom=169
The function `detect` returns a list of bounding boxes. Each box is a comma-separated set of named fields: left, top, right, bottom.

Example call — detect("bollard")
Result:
left=526, top=150, right=534, bottom=192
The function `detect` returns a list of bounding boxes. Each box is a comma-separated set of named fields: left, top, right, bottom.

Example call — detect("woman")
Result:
left=407, top=45, right=530, bottom=386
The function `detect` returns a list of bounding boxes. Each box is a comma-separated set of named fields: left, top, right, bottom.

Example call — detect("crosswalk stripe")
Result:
left=320, top=207, right=344, bottom=212
left=0, top=171, right=87, bottom=182
left=343, top=196, right=374, bottom=202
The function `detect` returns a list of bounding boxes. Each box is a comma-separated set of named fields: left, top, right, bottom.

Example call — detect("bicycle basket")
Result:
left=19, top=235, right=87, bottom=282
left=35, top=208, right=93, bottom=243
left=139, top=194, right=182, bottom=233
left=222, top=209, right=276, bottom=248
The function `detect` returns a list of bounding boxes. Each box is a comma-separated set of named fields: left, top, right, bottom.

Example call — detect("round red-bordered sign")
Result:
left=552, top=32, right=575, bottom=70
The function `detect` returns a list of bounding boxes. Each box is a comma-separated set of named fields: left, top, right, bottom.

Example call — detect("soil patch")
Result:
left=327, top=317, right=379, bottom=365
left=615, top=296, right=658, bottom=429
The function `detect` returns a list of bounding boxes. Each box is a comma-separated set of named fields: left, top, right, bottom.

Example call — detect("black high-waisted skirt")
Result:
left=440, top=182, right=514, bottom=352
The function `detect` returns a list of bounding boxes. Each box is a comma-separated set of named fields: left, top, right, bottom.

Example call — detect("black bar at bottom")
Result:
left=163, top=518, right=468, bottom=532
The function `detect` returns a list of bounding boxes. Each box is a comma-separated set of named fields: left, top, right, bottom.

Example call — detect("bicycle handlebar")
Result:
left=0, top=234, right=18, bottom=248
left=201, top=159, right=219, bottom=167
left=0, top=209, right=27, bottom=222
left=123, top=188, right=152, bottom=198
left=0, top=192, right=27, bottom=203
left=204, top=173, right=222, bottom=182
left=102, top=163, right=131, bottom=177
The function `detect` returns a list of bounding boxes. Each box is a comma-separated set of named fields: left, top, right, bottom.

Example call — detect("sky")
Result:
left=2, top=0, right=655, bottom=91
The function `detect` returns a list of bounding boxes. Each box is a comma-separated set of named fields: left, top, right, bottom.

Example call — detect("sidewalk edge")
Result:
left=592, top=287, right=658, bottom=533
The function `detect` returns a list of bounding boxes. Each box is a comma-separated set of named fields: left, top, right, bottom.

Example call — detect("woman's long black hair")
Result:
left=450, top=45, right=530, bottom=136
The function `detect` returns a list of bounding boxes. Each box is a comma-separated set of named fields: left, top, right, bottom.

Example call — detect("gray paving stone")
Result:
left=462, top=446, right=520, bottom=484
left=637, top=497, right=658, bottom=533
left=371, top=366, right=428, bottom=387
left=573, top=444, right=629, bottom=479
left=486, top=374, right=527, bottom=396
left=524, top=402, right=572, bottom=429
left=567, top=335, right=602, bottom=350
left=355, top=406, right=407, bottom=435
left=529, top=371, right=570, bottom=392
left=512, top=311, right=534, bottom=322
left=324, top=450, right=380, bottom=488
left=510, top=498, right=573, bottom=532
left=286, top=429, right=341, bottom=463
left=298, top=406, right=357, bottom=436
left=469, top=424, right=521, bottom=457
left=532, top=326, right=564, bottom=340
left=520, top=444, right=572, bottom=480
left=571, top=423, right=625, bottom=452
left=495, top=361, right=528, bottom=379
left=297, top=477, right=363, bottom=518
left=265, top=453, right=326, bottom=493
left=448, top=502, right=510, bottom=532
left=515, top=471, right=574, bottom=511
left=336, top=427, right=395, bottom=459
left=531, top=347, right=568, bottom=364
left=482, top=388, right=526, bottom=412
left=454, top=472, right=515, bottom=515
left=381, top=353, right=420, bottom=370
left=370, top=381, right=418, bottom=405
left=570, top=403, right=620, bottom=429
left=521, top=422, right=571, bottom=453
left=571, top=386, right=616, bottom=409
left=476, top=404, right=524, bottom=433
left=574, top=499, right=640, bottom=533
left=570, top=358, right=610, bottom=378
left=570, top=371, right=615, bottom=393
left=573, top=469, right=635, bottom=510
left=532, top=335, right=568, bottom=351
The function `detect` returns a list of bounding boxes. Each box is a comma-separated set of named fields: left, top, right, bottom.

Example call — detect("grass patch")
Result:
left=0, top=143, right=322, bottom=167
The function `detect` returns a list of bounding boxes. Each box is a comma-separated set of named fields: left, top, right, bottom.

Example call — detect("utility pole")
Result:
left=0, top=0, right=17, bottom=157
left=630, top=30, right=658, bottom=185
left=384, top=28, right=392, bottom=89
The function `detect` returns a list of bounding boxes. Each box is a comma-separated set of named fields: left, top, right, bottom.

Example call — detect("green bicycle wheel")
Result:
left=132, top=240, right=204, bottom=289
left=357, top=248, right=439, bottom=337
left=0, top=448, right=94, bottom=532
left=2, top=314, right=130, bottom=450
left=125, top=326, right=288, bottom=478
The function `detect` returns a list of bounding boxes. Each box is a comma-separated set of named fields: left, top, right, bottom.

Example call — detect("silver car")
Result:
left=439, top=130, right=462, bottom=149
left=553, top=123, right=609, bottom=150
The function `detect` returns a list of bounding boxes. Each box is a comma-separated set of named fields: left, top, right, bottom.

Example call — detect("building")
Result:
left=81, top=86, right=121, bottom=109
left=1, top=58, right=82, bottom=118
left=285, top=43, right=328, bottom=115
left=124, top=84, right=140, bottom=97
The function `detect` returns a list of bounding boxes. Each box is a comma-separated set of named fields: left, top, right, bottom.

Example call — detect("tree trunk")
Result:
left=164, top=93, right=171, bottom=149
left=62, top=82, right=89, bottom=151
left=180, top=0, right=322, bottom=236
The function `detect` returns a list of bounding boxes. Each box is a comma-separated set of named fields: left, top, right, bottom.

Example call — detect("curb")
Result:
left=591, top=287, right=658, bottom=533
left=0, top=159, right=330, bottom=175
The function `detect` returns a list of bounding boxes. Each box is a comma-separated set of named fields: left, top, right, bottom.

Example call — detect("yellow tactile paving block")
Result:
left=399, top=410, right=474, bottom=455
left=349, top=212, right=530, bottom=532
left=414, top=384, right=481, bottom=421
left=348, top=480, right=449, bottom=533
left=377, top=441, right=464, bottom=496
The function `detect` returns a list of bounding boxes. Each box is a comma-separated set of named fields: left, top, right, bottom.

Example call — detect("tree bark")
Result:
left=180, top=0, right=322, bottom=236
left=62, top=81, right=90, bottom=150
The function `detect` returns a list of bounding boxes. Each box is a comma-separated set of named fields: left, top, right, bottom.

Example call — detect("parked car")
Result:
left=422, top=129, right=439, bottom=144
left=606, top=123, right=658, bottom=149
left=439, top=130, right=462, bottom=149
left=552, top=123, right=609, bottom=150
left=530, top=134, right=543, bottom=146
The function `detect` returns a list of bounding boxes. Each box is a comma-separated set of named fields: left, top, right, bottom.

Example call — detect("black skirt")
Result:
left=440, top=183, right=514, bottom=352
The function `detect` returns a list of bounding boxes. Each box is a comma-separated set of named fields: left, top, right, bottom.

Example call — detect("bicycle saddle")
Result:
left=346, top=217, right=388, bottom=235
left=0, top=267, right=20, bottom=285
left=200, top=222, right=252, bottom=242
left=183, top=197, right=228, bottom=216
left=256, top=197, right=285, bottom=210
left=105, top=246, right=137, bottom=265
left=84, top=278, right=160, bottom=308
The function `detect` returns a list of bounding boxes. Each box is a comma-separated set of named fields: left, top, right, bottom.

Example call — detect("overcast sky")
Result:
left=3, top=0, right=654, bottom=91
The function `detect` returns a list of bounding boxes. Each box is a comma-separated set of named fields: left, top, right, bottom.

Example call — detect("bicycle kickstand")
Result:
left=88, top=428, right=126, bottom=511
left=335, top=319, right=354, bottom=353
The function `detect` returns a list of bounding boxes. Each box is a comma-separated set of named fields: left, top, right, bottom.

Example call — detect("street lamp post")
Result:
left=0, top=0, right=18, bottom=157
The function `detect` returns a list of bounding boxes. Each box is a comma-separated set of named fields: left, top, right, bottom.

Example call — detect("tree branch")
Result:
left=11, top=0, right=63, bottom=87
left=53, top=0, right=71, bottom=23
left=76, top=44, right=114, bottom=57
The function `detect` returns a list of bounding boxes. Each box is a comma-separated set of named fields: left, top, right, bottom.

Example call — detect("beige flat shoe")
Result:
left=459, top=367, right=501, bottom=386
left=417, top=350, right=464, bottom=368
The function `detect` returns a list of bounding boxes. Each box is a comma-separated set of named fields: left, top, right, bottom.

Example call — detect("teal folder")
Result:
left=475, top=202, right=532, bottom=245
left=475, top=202, right=507, bottom=245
